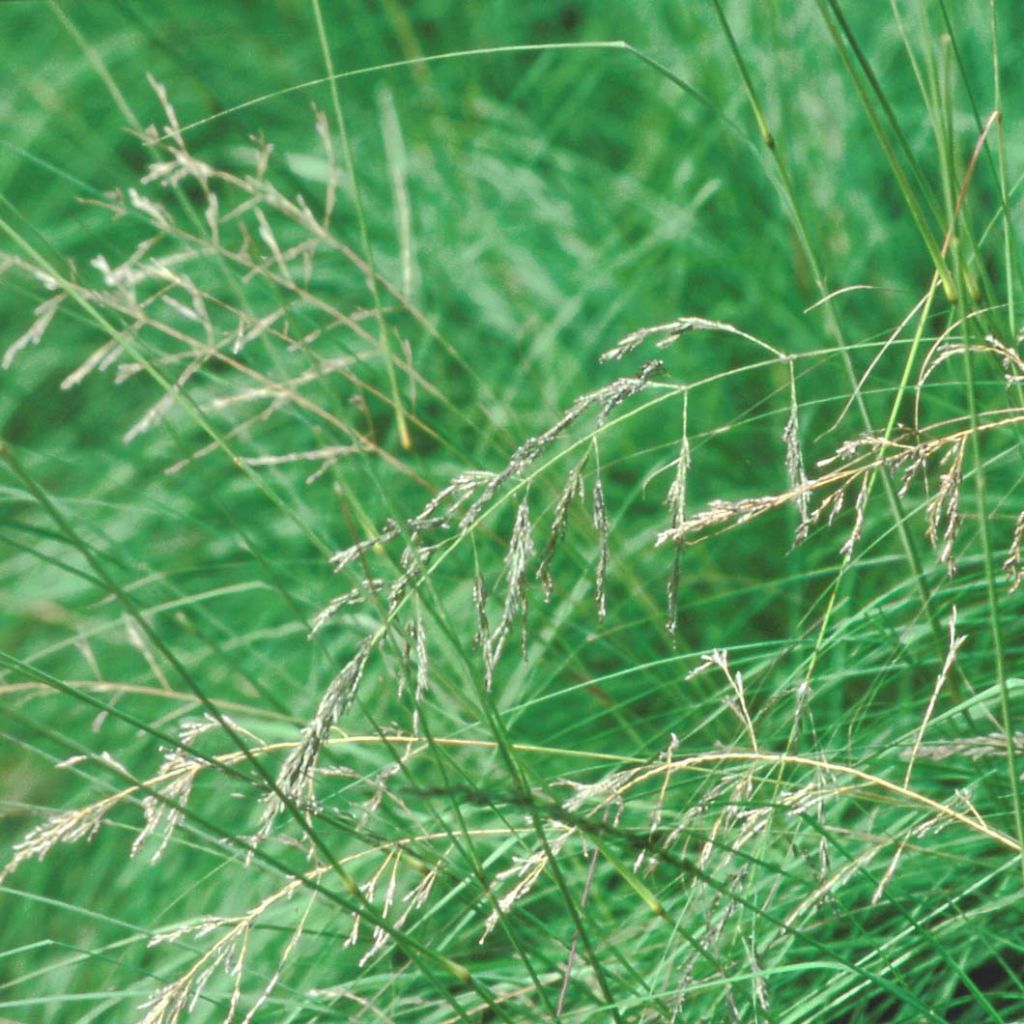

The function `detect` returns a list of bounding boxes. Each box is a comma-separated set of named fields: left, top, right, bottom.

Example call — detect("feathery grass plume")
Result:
left=480, top=826, right=574, bottom=943
left=346, top=840, right=425, bottom=968
left=325, top=855, right=441, bottom=982
left=140, top=921, right=247, bottom=1024
left=458, top=359, right=666, bottom=532
left=656, top=493, right=791, bottom=547
left=385, top=542, right=432, bottom=617
left=408, top=470, right=496, bottom=532
left=260, top=635, right=376, bottom=835
left=132, top=743, right=207, bottom=863
left=307, top=356, right=673, bottom=722
left=867, top=794, right=975, bottom=882
left=135, top=715, right=265, bottom=865
left=4, top=76, right=426, bottom=486
left=651, top=383, right=1014, bottom=582
left=2, top=294, right=65, bottom=370
left=239, top=907, right=311, bottom=1024
left=141, top=870, right=316, bottom=1024
left=317, top=473, right=496, bottom=635
left=0, top=780, right=115, bottom=886
left=0, top=729, right=265, bottom=887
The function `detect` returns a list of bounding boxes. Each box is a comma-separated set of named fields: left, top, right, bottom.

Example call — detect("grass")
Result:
left=2, top=1, right=1024, bottom=1021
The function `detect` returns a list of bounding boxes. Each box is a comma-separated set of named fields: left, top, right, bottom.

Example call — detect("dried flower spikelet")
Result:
left=596, top=359, right=667, bottom=423
left=241, top=913, right=306, bottom=1024
left=0, top=799, right=114, bottom=885
left=600, top=317, right=696, bottom=363
left=342, top=852, right=430, bottom=973
left=601, top=315, right=783, bottom=364
left=688, top=650, right=758, bottom=748
left=783, top=364, right=810, bottom=540
left=358, top=762, right=402, bottom=829
left=459, top=362, right=663, bottom=533
left=60, top=338, right=119, bottom=391
left=128, top=186, right=173, bottom=231
left=140, top=85, right=216, bottom=189
left=925, top=434, right=966, bottom=575
left=254, top=207, right=293, bottom=283
left=123, top=359, right=204, bottom=444
left=140, top=922, right=248, bottom=1024
left=458, top=419, right=573, bottom=533
left=983, top=333, right=1024, bottom=385
left=358, top=856, right=401, bottom=967
left=2, top=294, right=65, bottom=371
left=329, top=521, right=402, bottom=575
left=537, top=459, right=587, bottom=601
left=839, top=476, right=869, bottom=563
left=131, top=719, right=217, bottom=863
left=664, top=405, right=691, bottom=631
left=20, top=264, right=61, bottom=292
left=345, top=858, right=392, bottom=953
left=896, top=436, right=929, bottom=498
left=816, top=431, right=883, bottom=469
left=411, top=608, right=430, bottom=723
left=260, top=635, right=377, bottom=835
left=483, top=497, right=534, bottom=688
left=592, top=477, right=610, bottom=622
left=387, top=542, right=436, bottom=616
left=917, top=340, right=973, bottom=392
left=133, top=754, right=203, bottom=864
left=480, top=827, right=572, bottom=942
left=312, top=105, right=339, bottom=228
left=1003, top=510, right=1024, bottom=591
left=469, top=564, right=491, bottom=656
left=561, top=767, right=637, bottom=816
left=656, top=494, right=788, bottom=547
left=870, top=837, right=910, bottom=907
left=409, top=470, right=494, bottom=534
left=142, top=872, right=313, bottom=1021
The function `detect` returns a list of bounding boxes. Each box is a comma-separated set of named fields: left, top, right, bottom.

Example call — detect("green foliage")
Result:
left=3, top=2, right=1024, bottom=1021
